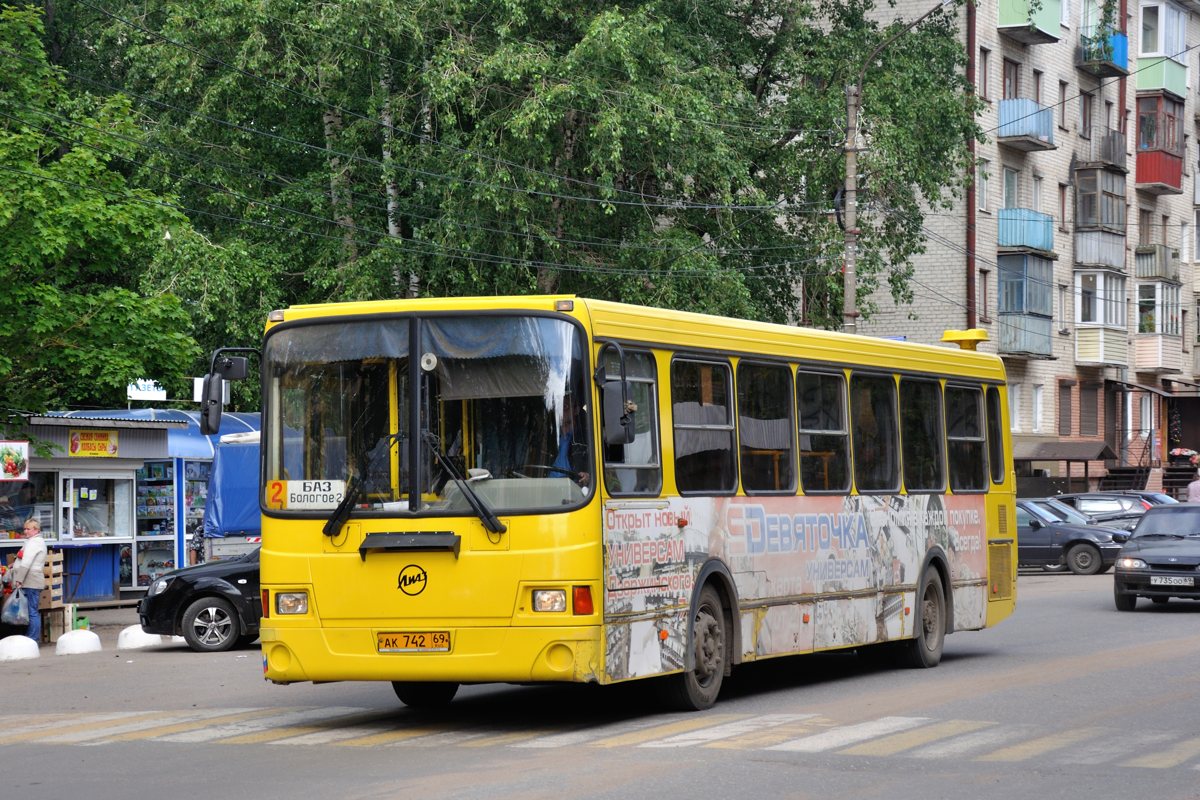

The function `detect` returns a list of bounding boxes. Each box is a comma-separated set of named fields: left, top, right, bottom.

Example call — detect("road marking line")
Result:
left=0, top=713, right=122, bottom=738
left=1121, top=737, right=1200, bottom=769
left=268, top=720, right=405, bottom=746
left=463, top=730, right=552, bottom=748
left=160, top=706, right=364, bottom=743
left=102, top=708, right=281, bottom=742
left=1059, top=731, right=1177, bottom=765
left=767, top=717, right=930, bottom=753
left=641, top=714, right=818, bottom=748
left=0, top=712, right=159, bottom=745
left=976, top=727, right=1104, bottom=762
left=908, top=724, right=1038, bottom=759
left=588, top=714, right=749, bottom=748
left=840, top=719, right=994, bottom=756
left=333, top=726, right=445, bottom=747
left=513, top=718, right=685, bottom=749
left=703, top=718, right=833, bottom=750
left=225, top=712, right=393, bottom=744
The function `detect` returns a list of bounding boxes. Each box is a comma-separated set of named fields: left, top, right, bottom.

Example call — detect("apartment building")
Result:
left=860, top=0, right=1200, bottom=494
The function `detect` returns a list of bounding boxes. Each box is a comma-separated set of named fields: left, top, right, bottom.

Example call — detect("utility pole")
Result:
left=843, top=0, right=954, bottom=334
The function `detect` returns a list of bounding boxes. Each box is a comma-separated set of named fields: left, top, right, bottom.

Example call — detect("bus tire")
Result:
left=666, top=585, right=727, bottom=711
left=392, top=681, right=459, bottom=708
left=900, top=567, right=945, bottom=669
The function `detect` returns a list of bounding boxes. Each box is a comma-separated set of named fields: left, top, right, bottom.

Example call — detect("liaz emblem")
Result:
left=397, top=565, right=428, bottom=596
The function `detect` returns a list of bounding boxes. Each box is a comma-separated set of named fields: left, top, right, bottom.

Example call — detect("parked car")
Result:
left=138, top=548, right=261, bottom=652
left=1054, top=491, right=1178, bottom=531
left=1016, top=498, right=1125, bottom=575
left=1113, top=503, right=1200, bottom=611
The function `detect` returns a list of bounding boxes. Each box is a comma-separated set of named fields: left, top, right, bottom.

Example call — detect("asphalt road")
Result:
left=2, top=571, right=1198, bottom=800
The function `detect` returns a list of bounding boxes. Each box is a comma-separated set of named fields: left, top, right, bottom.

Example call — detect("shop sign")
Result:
left=0, top=441, right=29, bottom=481
left=127, top=379, right=167, bottom=401
left=68, top=429, right=119, bottom=458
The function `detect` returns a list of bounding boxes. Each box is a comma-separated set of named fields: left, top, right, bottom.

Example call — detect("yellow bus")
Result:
left=201, top=296, right=1016, bottom=711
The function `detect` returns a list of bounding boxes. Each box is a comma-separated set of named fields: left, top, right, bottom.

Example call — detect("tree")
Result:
left=0, top=5, right=198, bottom=424
left=71, top=0, right=980, bottom=332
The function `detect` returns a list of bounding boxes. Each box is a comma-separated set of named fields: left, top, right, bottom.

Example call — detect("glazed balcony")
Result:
left=997, top=313, right=1053, bottom=358
left=998, top=0, right=1061, bottom=44
left=1136, top=57, right=1188, bottom=99
left=998, top=208, right=1054, bottom=253
left=1076, top=26, right=1129, bottom=78
left=1136, top=150, right=1183, bottom=195
left=997, top=98, right=1056, bottom=151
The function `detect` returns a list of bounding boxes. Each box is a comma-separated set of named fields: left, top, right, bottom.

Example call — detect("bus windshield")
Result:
left=263, top=314, right=592, bottom=516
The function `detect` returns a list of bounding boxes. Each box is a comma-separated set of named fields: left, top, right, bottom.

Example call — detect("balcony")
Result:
left=1074, top=230, right=1125, bottom=269
left=1135, top=244, right=1181, bottom=282
left=997, top=0, right=1061, bottom=44
left=998, top=313, right=1053, bottom=358
left=1137, top=57, right=1188, bottom=99
left=1075, top=327, right=1128, bottom=366
left=998, top=208, right=1055, bottom=253
left=1136, top=149, right=1183, bottom=195
left=1134, top=334, right=1184, bottom=375
left=997, top=98, right=1056, bottom=151
left=1076, top=126, right=1126, bottom=171
left=1076, top=27, right=1129, bottom=77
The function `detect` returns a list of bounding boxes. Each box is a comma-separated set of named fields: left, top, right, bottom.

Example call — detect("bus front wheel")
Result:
left=666, top=585, right=727, bottom=711
left=392, top=681, right=460, bottom=709
left=900, top=567, right=945, bottom=669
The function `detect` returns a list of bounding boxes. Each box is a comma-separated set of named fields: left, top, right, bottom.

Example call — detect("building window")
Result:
left=1080, top=384, right=1099, bottom=436
left=1137, top=282, right=1181, bottom=335
left=1058, top=284, right=1070, bottom=332
left=1138, top=94, right=1184, bottom=156
left=1033, top=384, right=1045, bottom=433
left=1059, top=382, right=1074, bottom=436
left=1075, top=168, right=1125, bottom=231
left=977, top=159, right=989, bottom=212
left=1140, top=2, right=1186, bottom=62
left=1009, top=383, right=1023, bottom=433
left=1058, top=184, right=1069, bottom=230
left=1160, top=215, right=1169, bottom=246
left=999, top=255, right=1053, bottom=318
left=979, top=268, right=992, bottom=323
left=1003, top=59, right=1019, bottom=99
left=1058, top=81, right=1069, bottom=130
left=1139, top=208, right=1154, bottom=245
left=1032, top=70, right=1043, bottom=104
left=1032, top=176, right=1043, bottom=213
left=1139, top=394, right=1152, bottom=438
left=979, top=48, right=990, bottom=100
left=1003, top=168, right=1019, bottom=209
left=1079, top=92, right=1094, bottom=137
left=1076, top=271, right=1127, bottom=327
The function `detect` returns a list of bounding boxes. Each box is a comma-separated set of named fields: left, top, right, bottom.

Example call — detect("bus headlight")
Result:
left=276, top=592, right=309, bottom=615
left=532, top=589, right=566, bottom=613
left=1116, top=557, right=1147, bottom=570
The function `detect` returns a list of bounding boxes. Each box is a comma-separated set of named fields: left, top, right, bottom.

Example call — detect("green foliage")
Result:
left=44, top=0, right=980, bottom=344
left=0, top=5, right=198, bottom=420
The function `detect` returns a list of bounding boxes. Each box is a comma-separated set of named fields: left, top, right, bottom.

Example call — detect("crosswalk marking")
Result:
left=1121, top=736, right=1200, bottom=769
left=1057, top=731, right=1177, bottom=766
left=0, top=711, right=160, bottom=745
left=907, top=723, right=1038, bottom=759
left=840, top=719, right=994, bottom=757
left=513, top=718, right=666, bottom=749
left=976, top=727, right=1104, bottom=762
left=101, top=708, right=289, bottom=743
left=223, top=711, right=394, bottom=744
left=702, top=717, right=833, bottom=750
left=333, top=725, right=443, bottom=747
left=159, top=706, right=363, bottom=743
left=588, top=714, right=749, bottom=748
left=44, top=709, right=238, bottom=745
left=641, top=714, right=817, bottom=748
left=767, top=716, right=929, bottom=753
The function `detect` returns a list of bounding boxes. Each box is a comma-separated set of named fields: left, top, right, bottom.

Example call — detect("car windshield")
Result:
left=1132, top=508, right=1200, bottom=538
left=262, top=313, right=591, bottom=517
left=1032, top=498, right=1091, bottom=525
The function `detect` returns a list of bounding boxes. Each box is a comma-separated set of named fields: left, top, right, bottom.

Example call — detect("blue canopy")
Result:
left=52, top=409, right=260, bottom=459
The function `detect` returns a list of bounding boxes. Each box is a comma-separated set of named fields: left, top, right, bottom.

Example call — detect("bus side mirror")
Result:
left=200, top=373, right=224, bottom=435
left=601, top=380, right=636, bottom=445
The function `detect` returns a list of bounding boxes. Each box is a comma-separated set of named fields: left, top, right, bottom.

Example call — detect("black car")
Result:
left=1113, top=503, right=1200, bottom=611
left=1016, top=498, right=1125, bottom=574
left=138, top=548, right=261, bottom=652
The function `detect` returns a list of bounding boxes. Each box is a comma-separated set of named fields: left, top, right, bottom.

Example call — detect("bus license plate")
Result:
left=377, top=631, right=451, bottom=653
left=1150, top=576, right=1194, bottom=587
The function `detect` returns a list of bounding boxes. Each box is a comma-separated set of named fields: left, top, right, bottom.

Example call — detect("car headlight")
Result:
left=275, top=592, right=308, bottom=615
left=147, top=577, right=173, bottom=597
left=1116, top=557, right=1147, bottom=570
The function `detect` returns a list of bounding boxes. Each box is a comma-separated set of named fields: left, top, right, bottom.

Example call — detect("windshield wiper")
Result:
left=323, top=477, right=362, bottom=538
left=422, top=433, right=506, bottom=535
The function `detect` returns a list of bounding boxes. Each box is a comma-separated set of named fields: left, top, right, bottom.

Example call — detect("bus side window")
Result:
left=672, top=359, right=737, bottom=495
left=850, top=373, right=900, bottom=493
left=946, top=385, right=987, bottom=492
left=899, top=378, right=946, bottom=493
left=796, top=371, right=850, bottom=493
left=737, top=362, right=795, bottom=494
left=986, top=386, right=1006, bottom=484
left=602, top=351, right=662, bottom=496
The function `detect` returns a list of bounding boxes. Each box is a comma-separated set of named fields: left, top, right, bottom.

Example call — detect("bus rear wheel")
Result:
left=666, top=585, right=727, bottom=711
left=900, top=567, right=945, bottom=669
left=392, top=681, right=460, bottom=709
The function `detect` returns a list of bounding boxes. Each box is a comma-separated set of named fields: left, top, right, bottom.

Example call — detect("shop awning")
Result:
left=1104, top=378, right=1171, bottom=397
left=45, top=409, right=260, bottom=459
left=1013, top=440, right=1116, bottom=462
